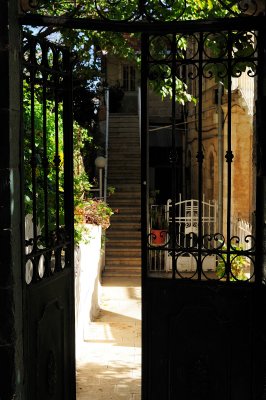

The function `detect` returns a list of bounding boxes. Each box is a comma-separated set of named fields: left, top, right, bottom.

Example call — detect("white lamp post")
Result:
left=95, top=156, right=106, bottom=199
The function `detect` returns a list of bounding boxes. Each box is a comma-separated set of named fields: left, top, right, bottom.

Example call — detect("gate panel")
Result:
left=145, top=280, right=266, bottom=400
left=22, top=34, right=75, bottom=399
left=145, top=29, right=258, bottom=282
left=142, top=20, right=266, bottom=400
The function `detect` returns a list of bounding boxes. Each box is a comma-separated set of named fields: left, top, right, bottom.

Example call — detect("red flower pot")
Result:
left=151, top=229, right=167, bottom=245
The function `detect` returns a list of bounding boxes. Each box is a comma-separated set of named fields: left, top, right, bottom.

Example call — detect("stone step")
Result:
left=111, top=184, right=141, bottom=191
left=108, top=192, right=141, bottom=202
left=109, top=212, right=141, bottom=222
left=109, top=202, right=141, bottom=210
left=108, top=180, right=140, bottom=186
left=108, top=222, right=141, bottom=231
left=109, top=205, right=141, bottom=214
left=109, top=157, right=140, bottom=162
left=108, top=170, right=140, bottom=177
left=109, top=124, right=139, bottom=128
left=109, top=197, right=141, bottom=207
left=108, top=140, right=140, bottom=147
left=108, top=160, right=140, bottom=165
left=108, top=153, right=141, bottom=162
left=108, top=131, right=139, bottom=137
left=108, top=139, right=139, bottom=145
left=108, top=174, right=140, bottom=180
left=108, top=139, right=140, bottom=146
left=105, top=257, right=141, bottom=266
left=109, top=191, right=141, bottom=198
left=108, top=171, right=140, bottom=178
left=108, top=169, right=139, bottom=175
left=108, top=219, right=141, bottom=227
left=106, top=248, right=141, bottom=258
left=104, top=113, right=141, bottom=278
left=103, top=268, right=141, bottom=277
left=109, top=115, right=138, bottom=121
left=106, top=239, right=140, bottom=248
left=107, top=235, right=141, bottom=244
left=109, top=188, right=141, bottom=196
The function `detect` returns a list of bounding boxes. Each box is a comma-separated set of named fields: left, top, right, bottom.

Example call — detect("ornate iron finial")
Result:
left=196, top=150, right=204, bottom=164
left=225, top=150, right=234, bottom=163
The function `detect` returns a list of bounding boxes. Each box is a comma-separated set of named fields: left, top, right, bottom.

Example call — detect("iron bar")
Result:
left=54, top=73, right=60, bottom=234
left=42, top=71, right=49, bottom=249
left=141, top=31, right=149, bottom=400
left=217, top=81, right=224, bottom=234
left=63, top=48, right=74, bottom=270
left=29, top=48, right=39, bottom=282
left=104, top=87, right=109, bottom=203
left=226, top=31, right=233, bottom=282
left=197, top=32, right=204, bottom=280
left=141, top=32, right=149, bottom=281
left=170, top=34, right=177, bottom=280
left=18, top=14, right=265, bottom=34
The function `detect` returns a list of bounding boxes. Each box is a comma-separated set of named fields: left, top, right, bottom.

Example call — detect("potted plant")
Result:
left=150, top=205, right=168, bottom=245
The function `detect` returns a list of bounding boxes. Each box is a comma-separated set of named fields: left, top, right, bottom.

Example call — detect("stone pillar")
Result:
left=0, top=1, right=24, bottom=399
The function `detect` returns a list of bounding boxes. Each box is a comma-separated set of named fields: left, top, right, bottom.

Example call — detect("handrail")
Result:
left=104, top=87, right=109, bottom=203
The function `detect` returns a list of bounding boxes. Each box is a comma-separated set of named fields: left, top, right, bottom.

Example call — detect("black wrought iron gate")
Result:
left=142, top=18, right=266, bottom=400
left=22, top=34, right=75, bottom=399
left=19, top=2, right=266, bottom=400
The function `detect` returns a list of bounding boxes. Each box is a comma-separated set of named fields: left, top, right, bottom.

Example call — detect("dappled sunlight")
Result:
left=76, top=358, right=141, bottom=399
left=84, top=309, right=141, bottom=348
left=76, top=278, right=141, bottom=399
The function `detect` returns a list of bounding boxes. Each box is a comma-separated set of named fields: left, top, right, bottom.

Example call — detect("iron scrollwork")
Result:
left=20, top=0, right=264, bottom=19
left=147, top=28, right=258, bottom=282
left=93, top=0, right=264, bottom=20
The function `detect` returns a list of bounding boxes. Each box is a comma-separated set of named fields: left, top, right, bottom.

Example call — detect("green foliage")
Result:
left=75, top=199, right=114, bottom=229
left=23, top=80, right=113, bottom=244
left=23, top=81, right=65, bottom=231
left=28, top=0, right=243, bottom=106
left=74, top=199, right=114, bottom=243
left=203, top=31, right=256, bottom=87
left=216, top=245, right=247, bottom=281
left=35, top=0, right=239, bottom=21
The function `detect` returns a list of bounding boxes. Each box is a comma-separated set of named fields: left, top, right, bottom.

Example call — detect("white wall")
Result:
left=75, top=225, right=104, bottom=358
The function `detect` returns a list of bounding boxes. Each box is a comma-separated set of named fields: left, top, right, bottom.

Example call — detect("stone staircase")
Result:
left=104, top=114, right=141, bottom=277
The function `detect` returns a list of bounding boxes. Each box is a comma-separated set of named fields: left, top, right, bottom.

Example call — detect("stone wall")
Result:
left=186, top=78, right=255, bottom=231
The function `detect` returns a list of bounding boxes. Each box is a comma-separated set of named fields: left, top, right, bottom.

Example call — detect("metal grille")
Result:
left=145, top=29, right=259, bottom=282
left=22, top=34, right=74, bottom=285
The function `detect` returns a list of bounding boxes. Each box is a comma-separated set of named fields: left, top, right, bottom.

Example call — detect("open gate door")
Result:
left=22, top=34, right=75, bottom=399
left=141, top=19, right=266, bottom=400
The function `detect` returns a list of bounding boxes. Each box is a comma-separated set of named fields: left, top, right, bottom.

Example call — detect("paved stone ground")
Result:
left=76, top=277, right=141, bottom=400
